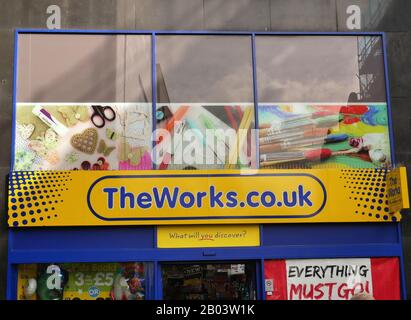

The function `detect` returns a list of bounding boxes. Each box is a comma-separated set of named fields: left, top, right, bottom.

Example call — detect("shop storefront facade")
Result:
left=7, top=30, right=409, bottom=300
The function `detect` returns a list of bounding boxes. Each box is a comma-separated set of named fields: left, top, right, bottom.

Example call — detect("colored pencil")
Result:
left=225, top=106, right=253, bottom=169
left=224, top=106, right=238, bottom=130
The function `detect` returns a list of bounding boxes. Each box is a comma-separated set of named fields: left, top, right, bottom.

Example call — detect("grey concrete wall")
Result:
left=0, top=0, right=411, bottom=299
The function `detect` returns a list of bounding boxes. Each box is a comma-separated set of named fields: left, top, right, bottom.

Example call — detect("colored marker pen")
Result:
left=32, top=105, right=68, bottom=136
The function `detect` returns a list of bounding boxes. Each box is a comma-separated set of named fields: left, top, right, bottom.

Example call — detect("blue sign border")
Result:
left=86, top=172, right=327, bottom=221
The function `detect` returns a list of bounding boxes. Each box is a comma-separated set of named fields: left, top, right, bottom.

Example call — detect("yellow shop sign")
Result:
left=8, top=168, right=409, bottom=227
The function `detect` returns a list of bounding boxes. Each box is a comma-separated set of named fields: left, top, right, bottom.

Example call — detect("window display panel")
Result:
left=162, top=262, right=257, bottom=300
left=264, top=257, right=400, bottom=300
left=256, top=36, right=391, bottom=168
left=14, top=34, right=153, bottom=171
left=17, top=262, right=152, bottom=300
left=155, top=35, right=256, bottom=170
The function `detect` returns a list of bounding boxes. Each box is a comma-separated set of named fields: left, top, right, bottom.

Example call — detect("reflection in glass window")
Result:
left=155, top=35, right=256, bottom=170
left=17, top=34, right=152, bottom=103
left=256, top=36, right=391, bottom=169
left=156, top=35, right=253, bottom=103
left=14, top=34, right=153, bottom=171
left=256, top=36, right=386, bottom=103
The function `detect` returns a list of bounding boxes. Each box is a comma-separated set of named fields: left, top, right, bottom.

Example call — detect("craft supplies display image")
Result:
left=13, top=103, right=152, bottom=171
left=264, top=257, right=400, bottom=300
left=154, top=103, right=256, bottom=170
left=162, top=262, right=257, bottom=300
left=258, top=103, right=391, bottom=168
left=17, top=262, right=148, bottom=300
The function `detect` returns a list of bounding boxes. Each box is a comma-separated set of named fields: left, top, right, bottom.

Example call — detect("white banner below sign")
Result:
left=286, top=258, right=373, bottom=300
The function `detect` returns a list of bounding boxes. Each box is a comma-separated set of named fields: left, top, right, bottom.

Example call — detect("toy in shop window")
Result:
left=18, top=262, right=146, bottom=300
left=23, top=264, right=69, bottom=300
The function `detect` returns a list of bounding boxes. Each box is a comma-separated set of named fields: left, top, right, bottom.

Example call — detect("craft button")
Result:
left=156, top=110, right=164, bottom=120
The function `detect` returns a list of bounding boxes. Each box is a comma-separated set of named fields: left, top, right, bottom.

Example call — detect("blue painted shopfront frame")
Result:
left=6, top=30, right=406, bottom=300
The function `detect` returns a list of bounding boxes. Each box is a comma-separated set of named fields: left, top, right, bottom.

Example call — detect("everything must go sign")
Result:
left=286, top=259, right=373, bottom=300
left=264, top=258, right=400, bottom=300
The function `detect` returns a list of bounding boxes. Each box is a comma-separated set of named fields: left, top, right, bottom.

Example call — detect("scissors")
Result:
left=91, top=105, right=116, bottom=128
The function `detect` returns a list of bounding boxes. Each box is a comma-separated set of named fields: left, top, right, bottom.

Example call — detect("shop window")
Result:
left=162, top=262, right=257, bottom=300
left=14, top=34, right=153, bottom=171
left=17, top=262, right=153, bottom=300
left=155, top=35, right=256, bottom=170
left=13, top=34, right=392, bottom=172
left=255, top=36, right=391, bottom=169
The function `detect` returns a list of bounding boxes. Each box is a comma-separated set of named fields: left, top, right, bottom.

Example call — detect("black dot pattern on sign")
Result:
left=339, top=168, right=399, bottom=222
left=8, top=171, right=73, bottom=226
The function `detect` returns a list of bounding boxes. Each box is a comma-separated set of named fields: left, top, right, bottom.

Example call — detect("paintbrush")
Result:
left=259, top=128, right=329, bottom=145
left=225, top=106, right=253, bottom=169
left=260, top=148, right=359, bottom=166
left=259, top=133, right=348, bottom=154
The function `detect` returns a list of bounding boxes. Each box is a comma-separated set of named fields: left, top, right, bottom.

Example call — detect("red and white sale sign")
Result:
left=265, top=257, right=400, bottom=300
